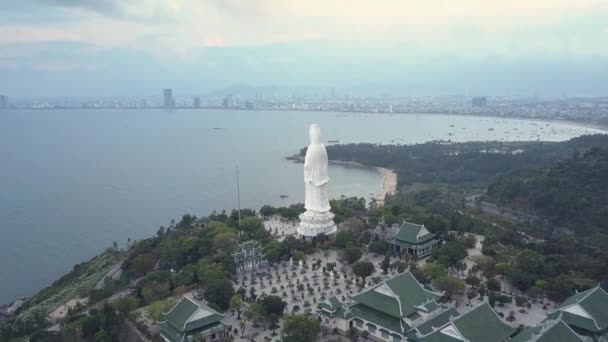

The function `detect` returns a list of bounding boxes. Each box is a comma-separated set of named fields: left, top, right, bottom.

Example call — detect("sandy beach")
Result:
left=324, top=159, right=398, bottom=205
left=373, top=167, right=397, bottom=205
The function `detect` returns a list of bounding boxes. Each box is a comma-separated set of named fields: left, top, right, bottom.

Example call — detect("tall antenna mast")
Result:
left=236, top=166, right=242, bottom=230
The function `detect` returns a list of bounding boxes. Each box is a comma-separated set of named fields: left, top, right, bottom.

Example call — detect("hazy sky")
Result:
left=1, top=0, right=608, bottom=97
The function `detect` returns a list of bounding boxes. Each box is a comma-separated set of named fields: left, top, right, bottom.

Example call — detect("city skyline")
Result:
left=1, top=1, right=608, bottom=97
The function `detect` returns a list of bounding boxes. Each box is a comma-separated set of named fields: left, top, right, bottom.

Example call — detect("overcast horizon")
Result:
left=1, top=1, right=608, bottom=97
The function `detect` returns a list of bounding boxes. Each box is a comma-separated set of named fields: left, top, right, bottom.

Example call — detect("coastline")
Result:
left=328, top=160, right=398, bottom=204
left=289, top=156, right=399, bottom=205
left=372, top=167, right=398, bottom=205
left=183, top=108, right=608, bottom=134
left=14, top=107, right=608, bottom=133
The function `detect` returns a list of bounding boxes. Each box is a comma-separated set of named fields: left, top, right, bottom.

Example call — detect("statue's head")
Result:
left=309, top=124, right=321, bottom=144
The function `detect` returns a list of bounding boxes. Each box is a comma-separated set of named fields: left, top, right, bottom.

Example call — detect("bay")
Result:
left=0, top=109, right=604, bottom=303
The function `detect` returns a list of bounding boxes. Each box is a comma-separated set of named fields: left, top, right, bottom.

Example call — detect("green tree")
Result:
left=335, top=231, right=354, bottom=248
left=546, top=274, right=574, bottom=302
left=341, top=217, right=366, bottom=243
left=423, top=262, right=447, bottom=281
left=342, top=246, right=363, bottom=264
left=264, top=240, right=283, bottom=263
left=282, top=313, right=321, bottom=342
left=369, top=240, right=390, bottom=255
left=434, top=276, right=465, bottom=299
left=465, top=275, right=481, bottom=288
left=197, top=259, right=228, bottom=287
left=113, top=296, right=140, bottom=316
left=495, top=262, right=511, bottom=278
left=94, top=329, right=111, bottom=342
left=230, top=294, right=243, bottom=320
left=293, top=250, right=305, bottom=264
left=352, top=260, right=375, bottom=283
left=205, top=278, right=235, bottom=310
left=471, top=255, right=496, bottom=276
left=147, top=298, right=177, bottom=322
left=131, top=254, right=155, bottom=276
left=486, top=278, right=501, bottom=292
left=380, top=255, right=391, bottom=274
left=260, top=295, right=287, bottom=317
left=244, top=302, right=266, bottom=328
left=241, top=216, right=266, bottom=239
left=432, top=241, right=467, bottom=267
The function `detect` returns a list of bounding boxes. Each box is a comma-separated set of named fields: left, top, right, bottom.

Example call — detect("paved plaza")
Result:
left=263, top=215, right=298, bottom=241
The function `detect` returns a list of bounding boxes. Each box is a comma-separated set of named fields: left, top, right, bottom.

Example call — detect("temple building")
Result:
left=232, top=240, right=266, bottom=273
left=389, top=222, right=439, bottom=259
left=315, top=271, right=608, bottom=342
left=159, top=297, right=231, bottom=342
left=321, top=271, right=448, bottom=341
left=547, top=284, right=608, bottom=341
left=411, top=302, right=516, bottom=342
left=510, top=316, right=586, bottom=342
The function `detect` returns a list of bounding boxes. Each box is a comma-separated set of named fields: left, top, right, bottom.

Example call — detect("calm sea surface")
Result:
left=0, top=109, right=604, bottom=303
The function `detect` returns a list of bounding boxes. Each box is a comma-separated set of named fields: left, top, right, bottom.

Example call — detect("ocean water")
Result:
left=0, top=109, right=604, bottom=303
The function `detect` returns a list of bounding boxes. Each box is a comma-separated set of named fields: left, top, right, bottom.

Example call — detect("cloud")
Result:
left=1, top=0, right=607, bottom=96
left=4, top=0, right=605, bottom=56
left=33, top=0, right=124, bottom=17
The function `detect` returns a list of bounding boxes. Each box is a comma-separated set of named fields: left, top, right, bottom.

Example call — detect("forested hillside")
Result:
left=486, top=147, right=608, bottom=235
left=312, top=134, right=608, bottom=185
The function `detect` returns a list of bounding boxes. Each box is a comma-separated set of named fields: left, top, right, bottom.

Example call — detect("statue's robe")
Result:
left=303, top=143, right=330, bottom=212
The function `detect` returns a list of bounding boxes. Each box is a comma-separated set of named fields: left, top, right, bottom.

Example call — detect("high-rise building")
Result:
left=163, top=89, right=174, bottom=108
left=0, top=95, right=7, bottom=109
left=222, top=95, right=234, bottom=108
left=472, top=96, right=487, bottom=107
left=193, top=97, right=201, bottom=108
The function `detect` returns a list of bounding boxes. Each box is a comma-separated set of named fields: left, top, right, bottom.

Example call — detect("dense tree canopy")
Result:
left=282, top=313, right=321, bottom=342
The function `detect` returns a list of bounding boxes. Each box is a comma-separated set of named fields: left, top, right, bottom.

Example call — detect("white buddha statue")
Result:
left=304, top=124, right=331, bottom=212
left=297, top=124, right=337, bottom=240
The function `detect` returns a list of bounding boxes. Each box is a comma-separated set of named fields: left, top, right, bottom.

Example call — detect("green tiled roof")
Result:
left=163, top=297, right=199, bottom=331
left=393, top=222, right=436, bottom=244
left=385, top=272, right=442, bottom=317
left=420, top=301, right=440, bottom=313
left=352, top=288, right=402, bottom=317
left=159, top=320, right=184, bottom=342
left=579, top=287, right=608, bottom=331
left=416, top=302, right=515, bottom=342
left=160, top=297, right=225, bottom=341
left=328, top=296, right=341, bottom=309
left=452, top=302, right=515, bottom=342
left=350, top=304, right=407, bottom=334
left=416, top=332, right=461, bottom=342
left=352, top=272, right=442, bottom=320
left=510, top=319, right=585, bottom=342
left=552, top=285, right=608, bottom=333
left=410, top=307, right=459, bottom=337
left=318, top=296, right=342, bottom=312
left=557, top=288, right=594, bottom=310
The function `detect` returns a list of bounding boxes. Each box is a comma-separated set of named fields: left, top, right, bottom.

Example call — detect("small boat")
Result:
left=328, top=139, right=340, bottom=143
left=280, top=194, right=289, bottom=199
left=488, top=128, right=494, bottom=131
